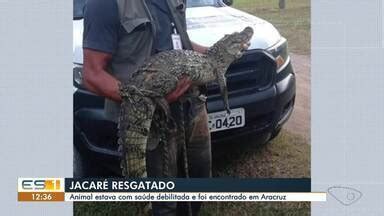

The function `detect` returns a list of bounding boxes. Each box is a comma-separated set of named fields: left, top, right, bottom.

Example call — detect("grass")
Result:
left=74, top=202, right=136, bottom=216
left=74, top=131, right=311, bottom=215
left=198, top=130, right=311, bottom=215
left=233, top=0, right=311, bottom=55
left=201, top=202, right=310, bottom=216
left=211, top=130, right=310, bottom=178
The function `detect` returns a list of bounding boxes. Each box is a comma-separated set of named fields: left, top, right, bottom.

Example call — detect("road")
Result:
left=284, top=53, right=310, bottom=142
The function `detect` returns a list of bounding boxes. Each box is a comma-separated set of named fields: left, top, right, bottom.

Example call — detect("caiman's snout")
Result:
left=242, top=26, right=254, bottom=37
left=240, top=26, right=254, bottom=50
left=233, top=26, right=254, bottom=58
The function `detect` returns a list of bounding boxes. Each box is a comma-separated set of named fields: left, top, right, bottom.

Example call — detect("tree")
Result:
left=279, top=0, right=286, bottom=9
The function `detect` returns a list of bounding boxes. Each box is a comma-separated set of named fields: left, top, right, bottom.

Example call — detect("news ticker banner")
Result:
left=18, top=178, right=326, bottom=202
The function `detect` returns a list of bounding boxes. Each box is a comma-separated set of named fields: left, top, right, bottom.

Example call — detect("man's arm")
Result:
left=165, top=76, right=191, bottom=103
left=83, top=48, right=192, bottom=104
left=82, top=0, right=122, bottom=102
left=191, top=41, right=208, bottom=54
left=83, top=48, right=122, bottom=102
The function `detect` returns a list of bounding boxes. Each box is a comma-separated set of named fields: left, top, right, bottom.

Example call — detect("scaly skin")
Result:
left=118, top=27, right=254, bottom=178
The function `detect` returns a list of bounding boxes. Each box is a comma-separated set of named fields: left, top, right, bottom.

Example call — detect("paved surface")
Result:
left=284, top=53, right=310, bottom=142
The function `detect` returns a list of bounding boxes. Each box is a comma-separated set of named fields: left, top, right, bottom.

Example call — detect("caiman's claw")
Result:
left=226, top=107, right=231, bottom=116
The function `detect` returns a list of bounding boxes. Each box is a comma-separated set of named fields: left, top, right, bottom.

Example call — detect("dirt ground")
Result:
left=284, top=53, right=311, bottom=142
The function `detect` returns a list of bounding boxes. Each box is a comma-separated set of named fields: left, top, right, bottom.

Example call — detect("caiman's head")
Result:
left=207, top=27, right=254, bottom=115
left=207, top=26, right=254, bottom=73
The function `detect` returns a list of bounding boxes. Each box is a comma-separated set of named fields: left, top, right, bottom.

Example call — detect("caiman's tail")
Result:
left=118, top=85, right=171, bottom=215
left=118, top=86, right=157, bottom=178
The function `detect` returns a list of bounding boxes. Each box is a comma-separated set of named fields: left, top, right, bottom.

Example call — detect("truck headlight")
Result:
left=73, top=64, right=83, bottom=88
left=268, top=38, right=290, bottom=73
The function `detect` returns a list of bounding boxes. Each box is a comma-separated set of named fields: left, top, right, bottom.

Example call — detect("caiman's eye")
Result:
left=235, top=51, right=243, bottom=58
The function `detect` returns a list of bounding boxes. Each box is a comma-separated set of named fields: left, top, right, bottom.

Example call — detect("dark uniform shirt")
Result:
left=149, top=0, right=174, bottom=53
left=83, top=0, right=121, bottom=54
left=83, top=0, right=180, bottom=121
left=83, top=0, right=174, bottom=55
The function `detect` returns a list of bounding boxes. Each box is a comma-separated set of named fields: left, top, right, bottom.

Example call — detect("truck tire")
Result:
left=73, top=146, right=87, bottom=177
left=269, top=127, right=282, bottom=140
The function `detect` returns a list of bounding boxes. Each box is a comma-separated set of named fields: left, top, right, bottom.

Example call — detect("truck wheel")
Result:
left=74, top=146, right=106, bottom=177
left=269, top=127, right=282, bottom=140
left=73, top=146, right=87, bottom=177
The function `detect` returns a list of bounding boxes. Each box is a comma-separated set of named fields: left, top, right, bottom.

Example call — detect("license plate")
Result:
left=208, top=108, right=245, bottom=132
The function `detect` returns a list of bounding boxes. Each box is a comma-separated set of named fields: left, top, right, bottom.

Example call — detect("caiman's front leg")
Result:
left=217, top=72, right=231, bottom=115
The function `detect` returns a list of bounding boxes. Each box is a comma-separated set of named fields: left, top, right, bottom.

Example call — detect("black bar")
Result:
left=65, top=178, right=310, bottom=192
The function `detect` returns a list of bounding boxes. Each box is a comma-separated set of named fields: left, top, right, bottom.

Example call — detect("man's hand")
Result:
left=192, top=41, right=209, bottom=54
left=165, top=76, right=192, bottom=103
left=165, top=42, right=206, bottom=104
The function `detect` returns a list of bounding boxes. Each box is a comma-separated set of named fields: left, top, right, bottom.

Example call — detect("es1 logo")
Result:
left=21, top=179, right=61, bottom=191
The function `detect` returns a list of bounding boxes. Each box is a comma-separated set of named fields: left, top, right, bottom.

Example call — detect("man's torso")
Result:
left=83, top=0, right=191, bottom=121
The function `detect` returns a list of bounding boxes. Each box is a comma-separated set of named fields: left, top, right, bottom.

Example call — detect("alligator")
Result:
left=118, top=26, right=254, bottom=178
